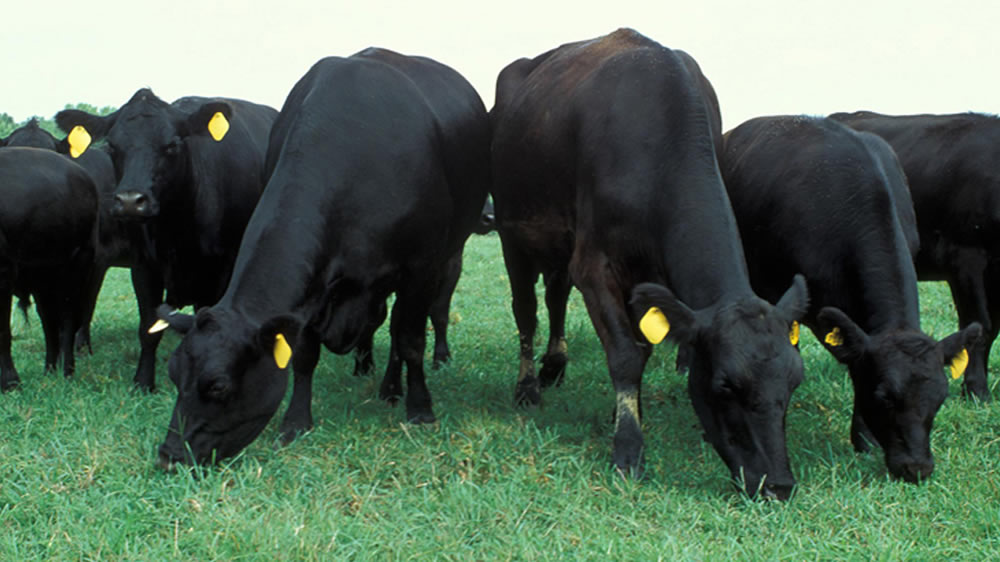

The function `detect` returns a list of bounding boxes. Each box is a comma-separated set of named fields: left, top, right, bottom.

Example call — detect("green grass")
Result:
left=2, top=233, right=999, bottom=559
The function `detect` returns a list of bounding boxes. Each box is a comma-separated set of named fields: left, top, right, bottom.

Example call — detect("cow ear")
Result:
left=816, top=306, right=870, bottom=364
left=775, top=274, right=810, bottom=321
left=939, top=322, right=983, bottom=379
left=629, top=282, right=698, bottom=345
left=256, top=315, right=301, bottom=369
left=184, top=102, right=233, bottom=142
left=148, top=304, right=195, bottom=334
left=56, top=109, right=112, bottom=158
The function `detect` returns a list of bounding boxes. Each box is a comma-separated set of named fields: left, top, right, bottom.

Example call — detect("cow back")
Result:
left=830, top=111, right=1000, bottom=250
left=721, top=116, right=920, bottom=331
left=0, top=148, right=98, bottom=266
left=228, top=52, right=487, bottom=330
left=491, top=28, right=748, bottom=307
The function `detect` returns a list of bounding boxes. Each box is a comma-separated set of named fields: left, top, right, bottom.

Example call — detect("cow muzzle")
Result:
left=157, top=443, right=187, bottom=472
left=889, top=458, right=935, bottom=484
left=113, top=191, right=159, bottom=218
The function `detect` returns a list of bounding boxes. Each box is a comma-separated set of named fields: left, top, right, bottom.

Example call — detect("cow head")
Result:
left=817, top=307, right=981, bottom=483
left=1, top=118, right=58, bottom=150
left=55, top=88, right=232, bottom=220
left=153, top=305, right=299, bottom=468
left=631, top=275, right=809, bottom=500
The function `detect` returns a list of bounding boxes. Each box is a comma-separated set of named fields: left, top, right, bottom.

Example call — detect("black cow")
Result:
left=0, top=148, right=98, bottom=390
left=830, top=111, right=1000, bottom=401
left=56, top=90, right=278, bottom=391
left=152, top=48, right=490, bottom=467
left=720, top=116, right=981, bottom=482
left=490, top=29, right=808, bottom=499
left=2, top=118, right=128, bottom=352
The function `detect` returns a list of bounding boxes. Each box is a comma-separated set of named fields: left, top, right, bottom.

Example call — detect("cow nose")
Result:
left=113, top=191, right=154, bottom=217
left=156, top=450, right=178, bottom=473
left=157, top=443, right=187, bottom=472
left=898, top=461, right=935, bottom=483
left=760, top=481, right=795, bottom=501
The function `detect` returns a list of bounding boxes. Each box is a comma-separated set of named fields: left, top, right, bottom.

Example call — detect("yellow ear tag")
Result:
left=639, top=307, right=670, bottom=344
left=207, top=112, right=230, bottom=142
left=789, top=321, right=800, bottom=346
left=273, top=333, right=292, bottom=369
left=950, top=348, right=969, bottom=380
left=67, top=125, right=91, bottom=158
left=825, top=327, right=843, bottom=347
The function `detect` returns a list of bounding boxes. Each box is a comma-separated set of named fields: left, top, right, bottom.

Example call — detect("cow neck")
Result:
left=656, top=175, right=757, bottom=310
left=216, top=176, right=329, bottom=325
left=841, top=233, right=922, bottom=336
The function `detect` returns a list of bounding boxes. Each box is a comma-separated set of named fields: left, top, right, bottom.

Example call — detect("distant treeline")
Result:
left=0, top=104, right=116, bottom=138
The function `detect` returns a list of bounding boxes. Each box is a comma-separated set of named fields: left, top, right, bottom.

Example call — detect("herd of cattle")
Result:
left=2, top=28, right=998, bottom=500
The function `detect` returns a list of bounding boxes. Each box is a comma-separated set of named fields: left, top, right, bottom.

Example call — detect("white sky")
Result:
left=3, top=1, right=997, bottom=129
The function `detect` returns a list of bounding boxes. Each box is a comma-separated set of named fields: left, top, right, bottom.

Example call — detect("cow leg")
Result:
left=59, top=295, right=76, bottom=378
left=381, top=284, right=435, bottom=424
left=377, top=298, right=407, bottom=408
left=539, top=270, right=572, bottom=388
left=500, top=238, right=542, bottom=405
left=947, top=270, right=991, bottom=400
left=278, top=327, right=321, bottom=445
left=75, top=262, right=109, bottom=354
left=0, top=289, right=20, bottom=391
left=430, top=253, right=463, bottom=368
left=572, top=255, right=651, bottom=478
left=131, top=264, right=165, bottom=392
left=352, top=332, right=376, bottom=377
left=378, top=334, right=404, bottom=406
left=354, top=300, right=387, bottom=377
left=33, top=292, right=61, bottom=373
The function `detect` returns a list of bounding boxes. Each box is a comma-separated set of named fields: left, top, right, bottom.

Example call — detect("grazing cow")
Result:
left=0, top=148, right=98, bottom=390
left=2, top=118, right=129, bottom=352
left=153, top=48, right=490, bottom=467
left=55, top=90, right=278, bottom=391
left=720, top=116, right=981, bottom=482
left=830, top=111, right=1000, bottom=400
left=490, top=29, right=808, bottom=500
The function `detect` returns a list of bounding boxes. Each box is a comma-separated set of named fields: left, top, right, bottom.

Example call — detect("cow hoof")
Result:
left=1, top=378, right=21, bottom=393
left=75, top=335, right=93, bottom=355
left=379, top=387, right=402, bottom=405
left=353, top=355, right=375, bottom=377
left=538, top=354, right=567, bottom=388
left=432, top=353, right=451, bottom=370
left=407, top=410, right=437, bottom=424
left=133, top=380, right=156, bottom=394
left=514, top=377, right=541, bottom=407
left=613, top=460, right=645, bottom=480
left=961, top=383, right=991, bottom=402
left=277, top=425, right=311, bottom=447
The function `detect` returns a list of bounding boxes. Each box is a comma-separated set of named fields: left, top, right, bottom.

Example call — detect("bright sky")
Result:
left=4, top=1, right=997, bottom=130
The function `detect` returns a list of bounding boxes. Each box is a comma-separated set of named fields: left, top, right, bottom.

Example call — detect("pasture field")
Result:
left=1, top=233, right=998, bottom=560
